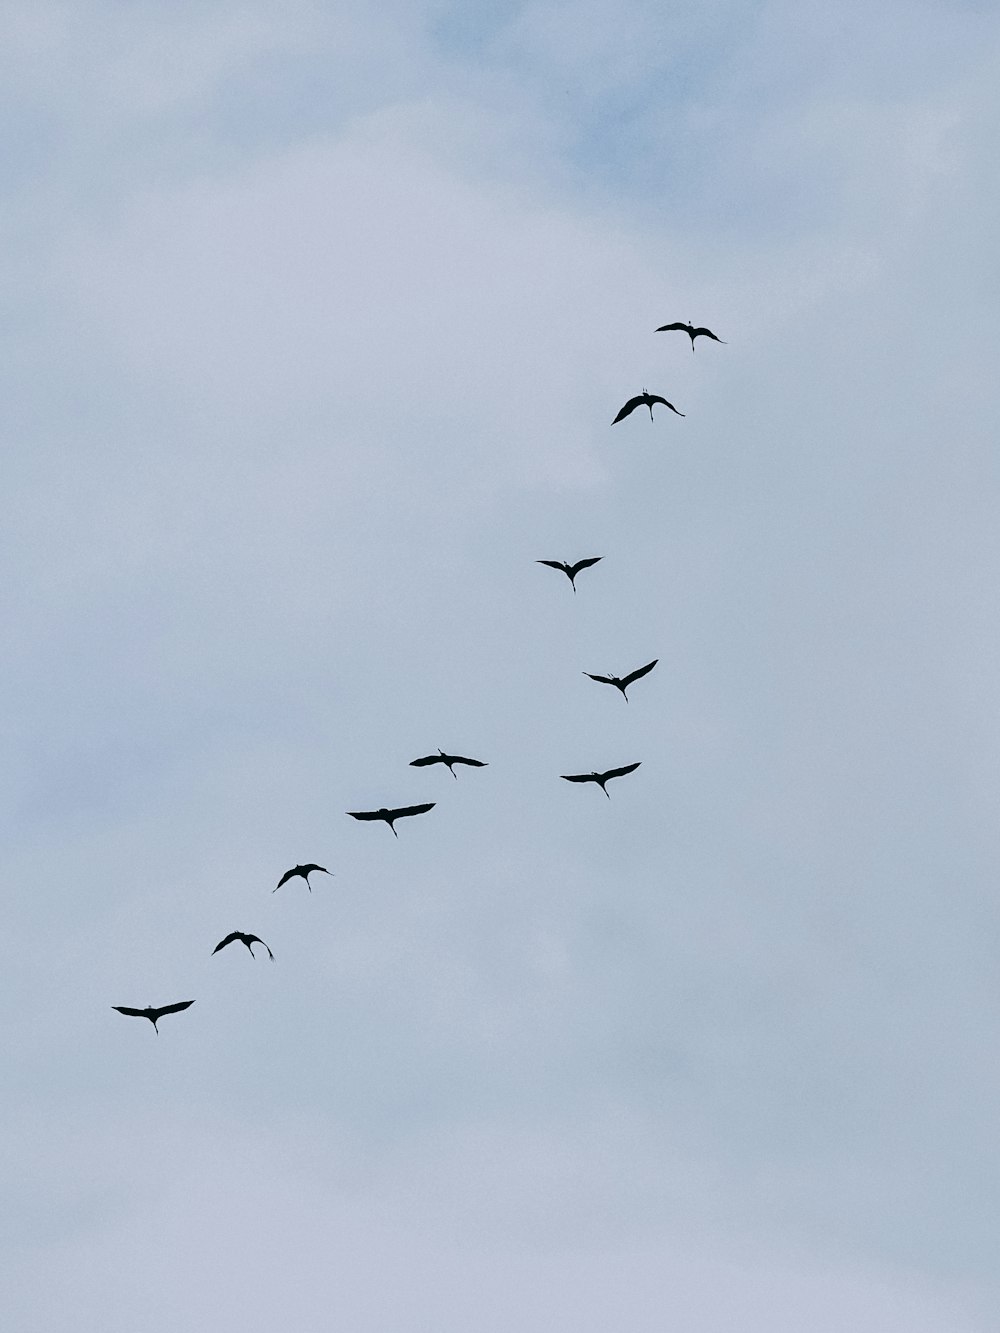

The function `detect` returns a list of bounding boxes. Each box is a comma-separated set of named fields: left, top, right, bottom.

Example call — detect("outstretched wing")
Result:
left=409, top=754, right=445, bottom=767
left=246, top=934, right=275, bottom=960
left=655, top=322, right=689, bottom=333
left=560, top=772, right=597, bottom=783
left=450, top=755, right=487, bottom=767
left=152, top=1000, right=195, bottom=1020
left=389, top=803, right=436, bottom=819
left=112, top=1005, right=147, bottom=1018
left=347, top=809, right=383, bottom=821
left=536, top=560, right=569, bottom=573
left=212, top=932, right=241, bottom=954
left=583, top=672, right=615, bottom=686
left=567, top=556, right=602, bottom=578
left=274, top=867, right=297, bottom=891
left=647, top=396, right=684, bottom=417
left=301, top=863, right=329, bottom=875
left=602, top=762, right=641, bottom=780
left=622, top=659, right=658, bottom=688
left=612, top=395, right=645, bottom=424
left=692, top=326, right=725, bottom=343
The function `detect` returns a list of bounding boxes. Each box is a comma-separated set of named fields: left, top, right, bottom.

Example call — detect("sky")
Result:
left=2, top=1, right=1000, bottom=1328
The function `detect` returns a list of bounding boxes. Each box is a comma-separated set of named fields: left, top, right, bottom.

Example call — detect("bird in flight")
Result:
left=613, top=391, right=684, bottom=423
left=655, top=320, right=726, bottom=350
left=561, top=762, right=641, bottom=798
left=347, top=803, right=436, bottom=836
left=583, top=658, right=658, bottom=702
left=273, top=863, right=331, bottom=893
left=212, top=931, right=274, bottom=960
left=112, top=1000, right=195, bottom=1033
left=536, top=556, right=602, bottom=593
left=409, top=751, right=488, bottom=779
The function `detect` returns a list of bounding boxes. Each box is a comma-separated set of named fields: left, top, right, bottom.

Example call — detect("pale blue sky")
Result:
left=2, top=2, right=999, bottom=1329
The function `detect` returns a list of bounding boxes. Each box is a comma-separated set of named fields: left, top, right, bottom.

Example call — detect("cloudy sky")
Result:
left=3, top=1, right=1000, bottom=1328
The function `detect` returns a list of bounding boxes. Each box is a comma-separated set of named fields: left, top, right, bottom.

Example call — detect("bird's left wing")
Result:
left=347, top=810, right=381, bottom=821
left=536, top=560, right=568, bottom=572
left=583, top=672, right=614, bottom=685
left=452, top=756, right=487, bottom=767
left=409, top=755, right=442, bottom=767
left=247, top=934, right=275, bottom=960
left=647, top=396, right=685, bottom=417
left=567, top=557, right=602, bottom=577
left=560, top=773, right=593, bottom=783
left=604, top=762, right=641, bottom=779
left=655, top=322, right=687, bottom=333
left=153, top=1000, right=195, bottom=1019
left=392, top=803, right=436, bottom=818
left=693, top=327, right=725, bottom=342
left=112, top=1005, right=146, bottom=1018
left=622, top=659, right=658, bottom=687
left=212, top=932, right=241, bottom=954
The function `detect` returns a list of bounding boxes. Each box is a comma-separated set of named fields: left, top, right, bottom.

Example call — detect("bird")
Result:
left=347, top=803, right=436, bottom=836
left=212, top=931, right=274, bottom=960
left=655, top=320, right=726, bottom=350
left=273, top=863, right=331, bottom=893
left=583, top=658, right=658, bottom=702
left=536, top=556, right=602, bottom=593
left=409, top=751, right=488, bottom=779
left=560, top=762, right=641, bottom=798
left=612, top=391, right=684, bottom=423
left=112, top=1000, right=195, bottom=1034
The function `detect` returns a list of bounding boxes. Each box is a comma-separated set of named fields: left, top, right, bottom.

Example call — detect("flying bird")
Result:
left=112, top=1000, right=195, bottom=1033
left=409, top=751, right=488, bottom=779
left=212, top=931, right=274, bottom=960
left=655, top=320, right=726, bottom=350
left=347, top=803, right=436, bottom=836
left=612, top=391, right=684, bottom=424
left=273, top=863, right=331, bottom=893
left=560, top=762, right=641, bottom=798
left=583, top=658, right=658, bottom=702
left=536, top=556, right=602, bottom=593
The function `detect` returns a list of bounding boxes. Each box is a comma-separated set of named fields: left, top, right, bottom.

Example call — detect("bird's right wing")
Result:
left=693, top=327, right=725, bottom=342
left=604, top=762, right=641, bottom=780
left=622, top=659, right=658, bottom=687
left=212, top=933, right=240, bottom=954
left=247, top=935, right=275, bottom=960
left=273, top=869, right=295, bottom=891
left=409, top=755, right=442, bottom=767
left=655, top=322, right=687, bottom=333
left=583, top=672, right=614, bottom=685
left=112, top=1006, right=146, bottom=1017
left=612, top=396, right=644, bottom=424
left=536, top=560, right=568, bottom=572
left=347, top=810, right=382, bottom=821
left=560, top=773, right=595, bottom=784
left=153, top=1000, right=195, bottom=1019
left=647, top=396, right=684, bottom=417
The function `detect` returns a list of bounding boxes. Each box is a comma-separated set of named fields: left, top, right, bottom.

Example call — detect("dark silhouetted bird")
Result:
left=583, top=658, right=658, bottom=702
left=536, top=556, right=602, bottom=592
left=655, top=320, right=726, bottom=350
left=409, top=751, right=488, bottom=779
left=273, top=863, right=331, bottom=893
left=212, top=931, right=274, bottom=960
left=613, top=391, right=684, bottom=423
left=560, top=762, right=641, bottom=798
left=112, top=1000, right=195, bottom=1033
left=347, top=803, right=436, bottom=836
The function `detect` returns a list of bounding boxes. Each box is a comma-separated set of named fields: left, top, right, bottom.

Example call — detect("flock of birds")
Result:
left=112, top=318, right=725, bottom=1032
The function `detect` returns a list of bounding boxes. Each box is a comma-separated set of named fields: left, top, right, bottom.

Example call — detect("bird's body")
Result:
left=536, top=556, right=602, bottom=593
left=583, top=658, right=658, bottom=702
left=409, top=751, right=488, bottom=779
left=273, top=863, right=331, bottom=893
left=655, top=320, right=725, bottom=350
left=347, top=803, right=436, bottom=836
left=560, top=762, right=641, bottom=798
left=112, top=1000, right=195, bottom=1033
left=212, top=931, right=274, bottom=960
left=613, top=391, right=684, bottom=424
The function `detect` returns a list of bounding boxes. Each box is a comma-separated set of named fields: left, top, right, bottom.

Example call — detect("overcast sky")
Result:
left=3, top=1, right=1000, bottom=1329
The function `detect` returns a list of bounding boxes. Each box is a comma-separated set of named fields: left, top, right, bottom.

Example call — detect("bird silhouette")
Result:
left=273, top=863, right=331, bottom=893
left=536, top=556, right=602, bottom=593
left=560, top=762, right=641, bottom=798
left=613, top=391, right=684, bottom=424
left=347, top=803, right=436, bottom=836
left=112, top=1000, right=195, bottom=1033
left=655, top=320, right=726, bottom=350
left=583, top=658, right=658, bottom=702
left=212, top=931, right=274, bottom=960
left=409, top=751, right=488, bottom=779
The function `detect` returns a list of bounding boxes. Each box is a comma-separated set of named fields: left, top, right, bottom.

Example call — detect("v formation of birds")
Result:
left=113, top=319, right=723, bottom=1031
